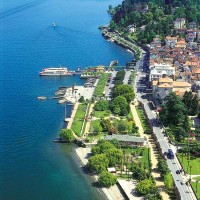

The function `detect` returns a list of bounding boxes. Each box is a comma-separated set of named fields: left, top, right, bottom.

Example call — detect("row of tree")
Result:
left=159, top=92, right=199, bottom=142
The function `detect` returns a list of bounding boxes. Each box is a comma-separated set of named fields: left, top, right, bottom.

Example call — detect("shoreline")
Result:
left=74, top=147, right=126, bottom=200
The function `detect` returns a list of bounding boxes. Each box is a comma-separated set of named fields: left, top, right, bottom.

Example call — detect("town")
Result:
left=57, top=1, right=200, bottom=200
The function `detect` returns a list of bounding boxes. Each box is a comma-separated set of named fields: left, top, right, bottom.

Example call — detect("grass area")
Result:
left=191, top=181, right=200, bottom=199
left=124, top=147, right=151, bottom=171
left=127, top=33, right=138, bottom=41
left=135, top=105, right=151, bottom=134
left=89, top=119, right=102, bottom=133
left=177, top=153, right=200, bottom=175
left=71, top=103, right=87, bottom=136
left=93, top=73, right=109, bottom=98
left=194, top=177, right=200, bottom=181
left=93, top=110, right=110, bottom=118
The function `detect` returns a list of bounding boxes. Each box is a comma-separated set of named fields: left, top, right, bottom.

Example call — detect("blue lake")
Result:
left=0, top=0, right=133, bottom=199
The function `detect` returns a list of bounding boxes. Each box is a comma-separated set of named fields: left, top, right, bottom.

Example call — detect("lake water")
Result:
left=0, top=0, right=133, bottom=199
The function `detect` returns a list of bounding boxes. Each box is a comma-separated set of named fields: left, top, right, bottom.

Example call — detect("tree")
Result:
left=117, top=120, right=127, bottom=133
left=182, top=91, right=199, bottom=116
left=87, top=154, right=109, bottom=174
left=136, top=179, right=156, bottom=195
left=159, top=92, right=188, bottom=128
left=112, top=85, right=135, bottom=103
left=164, top=173, right=173, bottom=190
left=93, top=123, right=102, bottom=135
left=132, top=164, right=148, bottom=181
left=174, top=126, right=187, bottom=142
left=157, top=158, right=169, bottom=178
left=109, top=139, right=120, bottom=148
left=79, top=96, right=85, bottom=103
left=106, top=148, right=123, bottom=166
left=59, top=129, right=75, bottom=142
left=111, top=96, right=128, bottom=115
left=94, top=100, right=109, bottom=111
left=101, top=119, right=112, bottom=131
left=92, top=140, right=115, bottom=155
left=98, top=171, right=117, bottom=188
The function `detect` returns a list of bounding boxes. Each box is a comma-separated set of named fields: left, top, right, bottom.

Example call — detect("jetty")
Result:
left=109, top=60, right=118, bottom=67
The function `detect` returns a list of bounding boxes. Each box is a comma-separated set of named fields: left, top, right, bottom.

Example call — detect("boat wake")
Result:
left=0, top=0, right=44, bottom=20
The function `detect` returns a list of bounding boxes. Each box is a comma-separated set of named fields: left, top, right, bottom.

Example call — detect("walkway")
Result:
left=83, top=103, right=95, bottom=138
left=130, top=101, right=170, bottom=200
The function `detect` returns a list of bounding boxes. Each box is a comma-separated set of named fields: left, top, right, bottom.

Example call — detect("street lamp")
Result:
left=190, top=166, right=192, bottom=181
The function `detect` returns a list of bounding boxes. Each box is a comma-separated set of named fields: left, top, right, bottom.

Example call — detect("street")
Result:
left=134, top=52, right=197, bottom=200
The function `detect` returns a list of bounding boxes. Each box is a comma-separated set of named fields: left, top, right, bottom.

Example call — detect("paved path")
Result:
left=83, top=103, right=94, bottom=138
left=130, top=102, right=170, bottom=200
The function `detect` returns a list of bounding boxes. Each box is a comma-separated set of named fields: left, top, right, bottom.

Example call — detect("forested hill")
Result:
left=109, top=0, right=200, bottom=43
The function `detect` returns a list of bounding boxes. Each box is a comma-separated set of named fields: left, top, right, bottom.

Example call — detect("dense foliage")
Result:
left=112, top=84, right=135, bottom=103
left=87, top=140, right=123, bottom=174
left=114, top=70, right=125, bottom=85
left=182, top=91, right=199, bottom=116
left=111, top=96, right=129, bottom=115
left=109, top=0, right=200, bottom=43
left=135, top=179, right=157, bottom=195
left=98, top=171, right=117, bottom=188
left=157, top=157, right=169, bottom=179
left=94, top=100, right=109, bottom=111
left=164, top=173, right=174, bottom=191
left=159, top=92, right=190, bottom=132
left=59, top=129, right=75, bottom=142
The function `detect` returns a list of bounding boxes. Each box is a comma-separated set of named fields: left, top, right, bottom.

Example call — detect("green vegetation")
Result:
left=136, top=104, right=151, bottom=134
left=98, top=171, right=117, bottom=188
left=59, top=129, right=75, bottom=142
left=94, top=73, right=109, bottom=98
left=112, top=84, right=135, bottom=103
left=71, top=103, right=87, bottom=136
left=157, top=157, right=169, bottom=179
left=177, top=154, right=200, bottom=175
left=164, top=173, right=174, bottom=191
left=135, top=179, right=157, bottom=196
left=94, top=100, right=109, bottom=111
left=109, top=0, right=200, bottom=44
left=182, top=91, right=199, bottom=116
left=160, top=92, right=191, bottom=142
left=114, top=70, right=125, bottom=85
left=93, top=110, right=110, bottom=118
left=87, top=140, right=123, bottom=174
left=191, top=181, right=200, bottom=199
left=111, top=96, right=129, bottom=116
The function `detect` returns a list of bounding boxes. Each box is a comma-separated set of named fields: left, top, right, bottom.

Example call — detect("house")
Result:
left=174, top=18, right=186, bottom=29
left=175, top=40, right=186, bottom=49
left=186, top=33, right=196, bottom=42
left=104, top=134, right=146, bottom=147
left=188, top=22, right=197, bottom=29
left=165, top=36, right=178, bottom=48
left=127, top=25, right=136, bottom=33
left=152, top=76, right=191, bottom=102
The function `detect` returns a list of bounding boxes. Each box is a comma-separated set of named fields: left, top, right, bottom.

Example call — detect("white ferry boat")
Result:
left=39, top=67, right=73, bottom=76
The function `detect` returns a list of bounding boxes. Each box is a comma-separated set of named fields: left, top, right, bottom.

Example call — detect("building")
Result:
left=104, top=134, right=146, bottom=147
left=174, top=18, right=186, bottom=29
left=149, top=63, right=175, bottom=81
left=188, top=22, right=197, bottom=29
left=165, top=36, right=178, bottom=48
left=87, top=65, right=105, bottom=73
left=127, top=25, right=136, bottom=33
left=152, top=76, right=191, bottom=102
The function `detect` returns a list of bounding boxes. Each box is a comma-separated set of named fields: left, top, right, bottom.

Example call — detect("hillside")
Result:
left=109, top=0, right=200, bottom=43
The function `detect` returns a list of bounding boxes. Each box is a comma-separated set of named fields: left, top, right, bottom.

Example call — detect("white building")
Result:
left=149, top=63, right=175, bottom=81
left=174, top=18, right=186, bottom=29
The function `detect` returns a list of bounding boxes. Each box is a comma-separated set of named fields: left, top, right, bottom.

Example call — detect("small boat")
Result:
left=52, top=22, right=56, bottom=27
left=58, top=99, right=66, bottom=104
left=38, top=96, right=46, bottom=100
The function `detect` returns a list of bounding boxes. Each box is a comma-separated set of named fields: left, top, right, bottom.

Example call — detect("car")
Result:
left=176, top=170, right=181, bottom=174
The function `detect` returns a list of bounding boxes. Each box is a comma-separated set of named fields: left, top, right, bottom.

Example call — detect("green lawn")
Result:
left=93, top=110, right=110, bottom=118
left=71, top=103, right=87, bottom=136
left=177, top=153, right=200, bottom=175
left=193, top=177, right=200, bottom=181
left=124, top=147, right=151, bottom=171
left=89, top=119, right=102, bottom=133
left=136, top=105, right=151, bottom=134
left=191, top=181, right=200, bottom=199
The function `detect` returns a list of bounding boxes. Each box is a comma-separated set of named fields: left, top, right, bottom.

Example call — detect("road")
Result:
left=134, top=52, right=197, bottom=200
left=105, top=71, right=117, bottom=100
